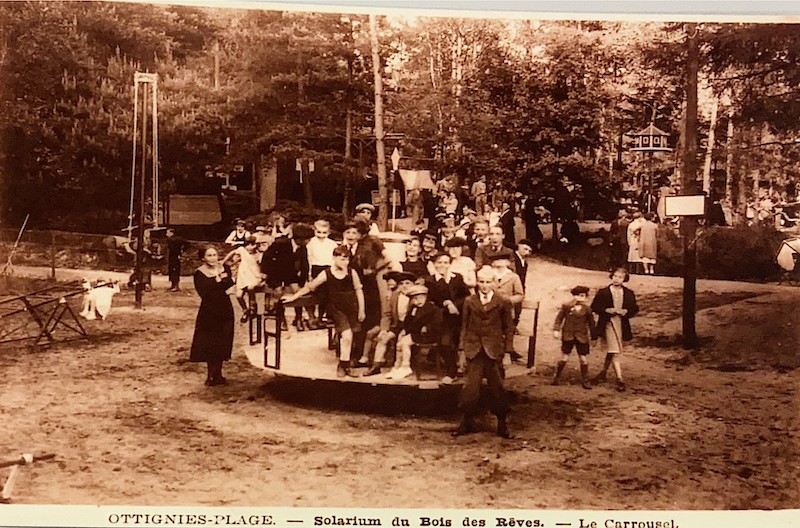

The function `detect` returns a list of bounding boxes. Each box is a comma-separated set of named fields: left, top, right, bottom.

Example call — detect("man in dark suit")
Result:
left=522, top=196, right=543, bottom=249
left=261, top=223, right=313, bottom=330
left=499, top=201, right=516, bottom=248
left=453, top=266, right=515, bottom=438
left=512, top=239, right=533, bottom=293
left=474, top=225, right=516, bottom=272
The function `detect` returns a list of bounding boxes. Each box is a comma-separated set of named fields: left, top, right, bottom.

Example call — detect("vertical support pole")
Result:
left=249, top=310, right=262, bottom=346
left=152, top=77, right=159, bottom=228
left=129, top=82, right=139, bottom=237
left=135, top=86, right=148, bottom=310
left=274, top=301, right=283, bottom=369
left=49, top=231, right=56, bottom=280
left=682, top=23, right=699, bottom=348
left=526, top=301, right=539, bottom=369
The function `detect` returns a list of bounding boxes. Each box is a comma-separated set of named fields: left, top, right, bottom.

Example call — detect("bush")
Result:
left=696, top=225, right=785, bottom=281
left=245, top=200, right=347, bottom=235
left=656, top=224, right=786, bottom=281
left=654, top=224, right=684, bottom=277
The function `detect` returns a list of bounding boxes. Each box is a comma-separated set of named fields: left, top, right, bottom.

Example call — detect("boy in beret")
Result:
left=552, top=285, right=596, bottom=389
left=387, top=284, right=441, bottom=380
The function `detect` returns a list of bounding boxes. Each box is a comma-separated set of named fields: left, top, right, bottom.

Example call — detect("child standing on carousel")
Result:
left=283, top=245, right=365, bottom=378
left=223, top=235, right=262, bottom=323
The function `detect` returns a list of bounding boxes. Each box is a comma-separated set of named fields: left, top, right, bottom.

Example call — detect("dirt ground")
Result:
left=1, top=260, right=798, bottom=509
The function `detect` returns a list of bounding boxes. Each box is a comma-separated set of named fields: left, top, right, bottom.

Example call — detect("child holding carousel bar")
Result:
left=283, top=245, right=365, bottom=378
left=222, top=235, right=262, bottom=323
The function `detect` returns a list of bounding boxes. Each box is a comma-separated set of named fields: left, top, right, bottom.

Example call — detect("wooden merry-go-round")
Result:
left=241, top=295, right=540, bottom=412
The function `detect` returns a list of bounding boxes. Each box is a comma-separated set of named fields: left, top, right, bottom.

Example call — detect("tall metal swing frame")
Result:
left=128, top=72, right=159, bottom=308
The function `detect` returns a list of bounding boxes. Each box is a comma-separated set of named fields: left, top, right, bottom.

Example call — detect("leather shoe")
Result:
left=451, top=419, right=476, bottom=437
left=496, top=419, right=512, bottom=439
left=362, top=365, right=383, bottom=377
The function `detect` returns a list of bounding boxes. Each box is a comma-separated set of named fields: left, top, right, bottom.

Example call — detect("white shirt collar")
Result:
left=480, top=290, right=494, bottom=304
left=434, top=271, right=453, bottom=283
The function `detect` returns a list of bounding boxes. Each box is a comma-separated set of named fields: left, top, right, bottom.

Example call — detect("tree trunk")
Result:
left=370, top=14, right=388, bottom=231
left=723, top=110, right=736, bottom=224
left=738, top=126, right=751, bottom=222
left=343, top=109, right=353, bottom=217
left=681, top=23, right=699, bottom=349
left=301, top=158, right=313, bottom=209
left=702, top=95, right=718, bottom=195
left=212, top=41, right=220, bottom=90
left=343, top=41, right=354, bottom=218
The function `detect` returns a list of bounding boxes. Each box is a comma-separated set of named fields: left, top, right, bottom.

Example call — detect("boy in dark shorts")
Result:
left=552, top=285, right=595, bottom=389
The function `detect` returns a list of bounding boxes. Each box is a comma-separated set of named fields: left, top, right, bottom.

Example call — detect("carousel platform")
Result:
left=241, top=297, right=539, bottom=414
left=242, top=312, right=534, bottom=390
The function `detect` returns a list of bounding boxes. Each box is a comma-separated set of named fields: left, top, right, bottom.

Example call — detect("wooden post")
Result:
left=681, top=23, right=699, bottom=348
left=135, top=86, right=147, bottom=310
left=370, top=14, right=388, bottom=231
left=49, top=231, right=56, bottom=280
left=526, top=300, right=540, bottom=370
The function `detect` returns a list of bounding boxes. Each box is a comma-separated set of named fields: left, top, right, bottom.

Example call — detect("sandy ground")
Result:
left=1, top=260, right=798, bottom=509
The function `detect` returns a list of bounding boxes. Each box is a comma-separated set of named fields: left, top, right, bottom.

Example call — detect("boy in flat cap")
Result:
left=387, top=284, right=441, bottom=380
left=552, top=285, right=596, bottom=389
left=355, top=203, right=380, bottom=235
left=364, top=271, right=417, bottom=377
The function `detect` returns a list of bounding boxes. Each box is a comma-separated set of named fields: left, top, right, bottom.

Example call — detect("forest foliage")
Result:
left=0, top=3, right=798, bottom=232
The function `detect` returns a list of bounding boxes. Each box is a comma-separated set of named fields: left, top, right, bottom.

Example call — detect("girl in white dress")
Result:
left=223, top=236, right=263, bottom=322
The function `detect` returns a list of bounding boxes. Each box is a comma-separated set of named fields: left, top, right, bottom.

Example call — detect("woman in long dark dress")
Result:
left=190, top=246, right=235, bottom=386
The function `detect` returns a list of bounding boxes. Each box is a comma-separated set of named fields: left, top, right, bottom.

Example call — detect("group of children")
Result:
left=218, top=206, right=639, bottom=396
left=218, top=205, right=538, bottom=381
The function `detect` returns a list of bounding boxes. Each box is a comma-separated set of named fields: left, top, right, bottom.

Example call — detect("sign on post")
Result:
left=665, top=195, right=705, bottom=216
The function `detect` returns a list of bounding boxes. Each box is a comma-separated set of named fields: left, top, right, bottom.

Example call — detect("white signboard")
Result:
left=665, top=195, right=706, bottom=216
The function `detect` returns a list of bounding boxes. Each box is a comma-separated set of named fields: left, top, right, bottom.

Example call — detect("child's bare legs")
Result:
left=235, top=293, right=247, bottom=312
left=80, top=293, right=91, bottom=317
left=577, top=348, right=591, bottom=390
left=247, top=289, right=258, bottom=315
left=365, top=330, right=396, bottom=376
left=593, top=353, right=624, bottom=390
left=359, top=325, right=381, bottom=365
left=610, top=353, right=625, bottom=391
left=387, top=334, right=413, bottom=379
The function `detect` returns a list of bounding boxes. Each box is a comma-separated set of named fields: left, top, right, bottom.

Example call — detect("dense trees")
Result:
left=0, top=3, right=797, bottom=231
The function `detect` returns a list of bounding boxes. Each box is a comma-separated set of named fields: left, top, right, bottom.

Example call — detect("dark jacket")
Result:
left=403, top=302, right=442, bottom=344
left=459, top=293, right=515, bottom=360
left=261, top=238, right=309, bottom=287
left=512, top=251, right=528, bottom=291
left=500, top=210, right=515, bottom=248
left=474, top=244, right=516, bottom=272
left=553, top=300, right=595, bottom=344
left=425, top=273, right=470, bottom=347
left=591, top=285, right=639, bottom=341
